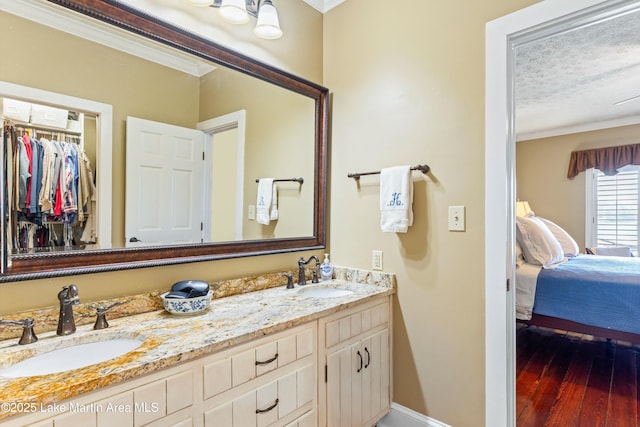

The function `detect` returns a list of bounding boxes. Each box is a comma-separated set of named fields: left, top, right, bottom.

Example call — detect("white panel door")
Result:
left=126, top=116, right=204, bottom=246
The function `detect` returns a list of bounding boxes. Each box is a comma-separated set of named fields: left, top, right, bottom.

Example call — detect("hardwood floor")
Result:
left=517, top=323, right=640, bottom=427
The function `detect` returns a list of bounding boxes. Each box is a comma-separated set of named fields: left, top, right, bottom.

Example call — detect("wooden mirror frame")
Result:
left=0, top=0, right=328, bottom=283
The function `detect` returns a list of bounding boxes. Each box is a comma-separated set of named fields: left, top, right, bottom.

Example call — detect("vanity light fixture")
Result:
left=184, top=0, right=282, bottom=39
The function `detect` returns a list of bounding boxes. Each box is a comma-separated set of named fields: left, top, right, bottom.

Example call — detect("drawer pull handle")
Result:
left=364, top=347, right=371, bottom=368
left=256, top=398, right=279, bottom=414
left=357, top=350, right=363, bottom=373
left=255, top=353, right=279, bottom=366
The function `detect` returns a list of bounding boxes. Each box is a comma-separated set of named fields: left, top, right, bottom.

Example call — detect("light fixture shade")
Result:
left=254, top=0, right=282, bottom=39
left=516, top=201, right=534, bottom=217
left=219, top=0, right=250, bottom=24
left=183, top=0, right=214, bottom=6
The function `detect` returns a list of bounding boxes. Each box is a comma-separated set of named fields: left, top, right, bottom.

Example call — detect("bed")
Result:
left=515, top=214, right=640, bottom=342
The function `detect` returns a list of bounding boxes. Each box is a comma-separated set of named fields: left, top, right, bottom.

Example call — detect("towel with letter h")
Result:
left=256, top=178, right=278, bottom=225
left=380, top=165, right=413, bottom=233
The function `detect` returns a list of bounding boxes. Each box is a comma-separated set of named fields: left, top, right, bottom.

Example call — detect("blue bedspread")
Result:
left=534, top=255, right=640, bottom=334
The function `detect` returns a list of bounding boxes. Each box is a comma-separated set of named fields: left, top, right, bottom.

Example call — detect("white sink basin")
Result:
left=0, top=338, right=143, bottom=378
left=298, top=285, right=355, bottom=298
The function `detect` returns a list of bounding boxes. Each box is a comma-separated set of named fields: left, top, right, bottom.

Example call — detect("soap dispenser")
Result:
left=319, top=254, right=333, bottom=281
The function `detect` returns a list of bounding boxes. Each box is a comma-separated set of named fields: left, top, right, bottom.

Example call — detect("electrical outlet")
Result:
left=372, top=250, right=383, bottom=271
left=248, top=205, right=256, bottom=220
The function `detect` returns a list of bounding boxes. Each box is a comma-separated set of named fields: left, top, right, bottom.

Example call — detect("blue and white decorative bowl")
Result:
left=160, top=290, right=213, bottom=315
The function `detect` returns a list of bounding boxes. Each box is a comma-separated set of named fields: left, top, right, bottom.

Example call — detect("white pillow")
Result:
left=537, top=217, right=580, bottom=257
left=516, top=216, right=564, bottom=268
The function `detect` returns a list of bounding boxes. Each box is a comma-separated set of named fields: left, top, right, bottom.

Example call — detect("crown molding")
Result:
left=323, top=0, right=348, bottom=12
left=1, top=0, right=216, bottom=77
left=303, top=0, right=347, bottom=13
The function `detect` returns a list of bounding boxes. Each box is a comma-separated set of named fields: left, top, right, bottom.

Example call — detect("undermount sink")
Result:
left=297, top=285, right=355, bottom=298
left=0, top=338, right=144, bottom=378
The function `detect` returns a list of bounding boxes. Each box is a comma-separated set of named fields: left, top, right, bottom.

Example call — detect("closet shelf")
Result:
left=9, top=120, right=82, bottom=137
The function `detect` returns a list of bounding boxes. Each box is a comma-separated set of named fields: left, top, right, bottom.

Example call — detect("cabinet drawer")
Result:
left=325, top=300, right=389, bottom=348
left=203, top=363, right=314, bottom=427
left=203, top=324, right=316, bottom=399
left=133, top=369, right=194, bottom=426
left=285, top=409, right=316, bottom=427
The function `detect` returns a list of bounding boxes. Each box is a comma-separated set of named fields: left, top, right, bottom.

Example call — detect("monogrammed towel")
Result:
left=380, top=166, right=413, bottom=233
left=256, top=178, right=278, bottom=225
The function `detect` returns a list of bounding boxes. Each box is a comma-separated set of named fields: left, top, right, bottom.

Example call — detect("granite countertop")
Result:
left=0, top=276, right=394, bottom=421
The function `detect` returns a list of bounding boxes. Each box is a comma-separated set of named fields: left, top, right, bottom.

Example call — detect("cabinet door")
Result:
left=326, top=342, right=358, bottom=427
left=361, top=329, right=390, bottom=425
left=325, top=329, right=390, bottom=427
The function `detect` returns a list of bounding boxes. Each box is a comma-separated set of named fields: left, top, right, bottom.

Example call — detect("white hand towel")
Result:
left=256, top=178, right=278, bottom=225
left=380, top=166, right=413, bottom=233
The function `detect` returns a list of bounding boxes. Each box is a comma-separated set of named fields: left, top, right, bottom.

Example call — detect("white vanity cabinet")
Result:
left=6, top=323, right=316, bottom=427
left=2, top=293, right=393, bottom=427
left=16, top=366, right=197, bottom=427
left=201, top=323, right=317, bottom=427
left=318, top=297, right=391, bottom=427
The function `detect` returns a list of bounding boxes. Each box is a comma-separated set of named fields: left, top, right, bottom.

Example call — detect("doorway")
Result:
left=485, top=1, right=640, bottom=426
left=198, top=110, right=246, bottom=242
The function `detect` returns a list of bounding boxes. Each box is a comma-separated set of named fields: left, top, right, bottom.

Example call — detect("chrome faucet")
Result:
left=298, top=256, right=320, bottom=285
left=57, top=285, right=80, bottom=336
left=0, top=318, right=38, bottom=345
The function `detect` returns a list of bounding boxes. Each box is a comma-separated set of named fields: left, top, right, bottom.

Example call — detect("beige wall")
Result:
left=516, top=124, right=640, bottom=250
left=0, top=4, right=324, bottom=313
left=324, top=0, right=538, bottom=425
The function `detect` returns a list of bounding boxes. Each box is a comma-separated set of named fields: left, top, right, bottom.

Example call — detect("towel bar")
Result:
left=255, top=177, right=304, bottom=184
left=347, top=164, right=430, bottom=181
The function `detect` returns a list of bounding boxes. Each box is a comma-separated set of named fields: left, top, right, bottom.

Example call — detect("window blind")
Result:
left=595, top=169, right=639, bottom=253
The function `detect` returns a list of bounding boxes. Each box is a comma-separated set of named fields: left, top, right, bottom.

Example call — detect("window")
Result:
left=586, top=165, right=639, bottom=254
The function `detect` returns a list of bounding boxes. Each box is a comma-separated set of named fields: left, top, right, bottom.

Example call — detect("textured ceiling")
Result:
left=515, top=8, right=640, bottom=141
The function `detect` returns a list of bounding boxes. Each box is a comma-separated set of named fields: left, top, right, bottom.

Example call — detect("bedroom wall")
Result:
left=324, top=0, right=539, bottom=425
left=516, top=123, right=640, bottom=250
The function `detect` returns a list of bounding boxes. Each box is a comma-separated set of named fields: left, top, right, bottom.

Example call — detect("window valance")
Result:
left=567, top=143, right=640, bottom=179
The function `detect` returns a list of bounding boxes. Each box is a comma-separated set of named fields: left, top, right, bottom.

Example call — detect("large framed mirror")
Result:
left=0, top=0, right=328, bottom=282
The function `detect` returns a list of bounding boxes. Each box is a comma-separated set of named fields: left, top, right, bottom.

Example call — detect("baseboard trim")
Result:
left=377, top=403, right=452, bottom=427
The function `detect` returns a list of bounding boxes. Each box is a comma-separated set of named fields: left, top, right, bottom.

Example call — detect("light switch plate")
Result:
left=448, top=206, right=465, bottom=231
left=248, top=205, right=256, bottom=220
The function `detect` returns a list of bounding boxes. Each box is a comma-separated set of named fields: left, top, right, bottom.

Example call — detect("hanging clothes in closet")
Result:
left=3, top=123, right=96, bottom=252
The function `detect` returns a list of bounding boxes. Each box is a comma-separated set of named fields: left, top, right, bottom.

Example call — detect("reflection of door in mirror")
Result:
left=125, top=117, right=205, bottom=247
left=125, top=114, right=247, bottom=246
left=0, top=82, right=113, bottom=255
left=210, top=126, right=240, bottom=242
left=199, top=110, right=246, bottom=243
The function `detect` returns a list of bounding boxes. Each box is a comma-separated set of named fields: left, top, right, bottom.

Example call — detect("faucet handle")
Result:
left=0, top=318, right=38, bottom=345
left=93, top=302, right=124, bottom=330
left=283, top=273, right=294, bottom=289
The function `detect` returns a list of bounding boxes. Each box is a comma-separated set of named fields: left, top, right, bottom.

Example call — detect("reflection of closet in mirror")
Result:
left=2, top=97, right=96, bottom=253
left=0, top=81, right=113, bottom=256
